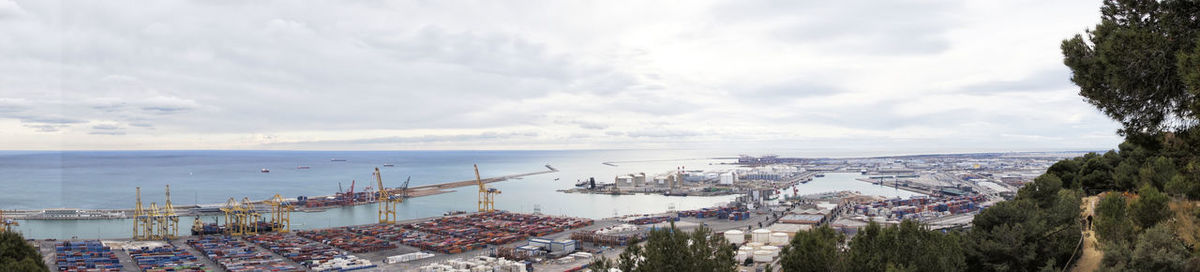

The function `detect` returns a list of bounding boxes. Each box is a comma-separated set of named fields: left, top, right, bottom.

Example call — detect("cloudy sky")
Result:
left=0, top=0, right=1121, bottom=152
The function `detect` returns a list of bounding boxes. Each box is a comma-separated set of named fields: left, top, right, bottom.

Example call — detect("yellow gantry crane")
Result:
left=220, top=197, right=241, bottom=236
left=267, top=194, right=292, bottom=233
left=375, top=168, right=398, bottom=224
left=240, top=197, right=261, bottom=236
left=133, top=187, right=157, bottom=240
left=147, top=202, right=161, bottom=240
left=160, top=185, right=179, bottom=239
left=475, top=164, right=500, bottom=212
left=133, top=185, right=181, bottom=240
left=0, top=210, right=17, bottom=232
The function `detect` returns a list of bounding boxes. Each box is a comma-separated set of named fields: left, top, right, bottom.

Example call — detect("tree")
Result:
left=1061, top=0, right=1200, bottom=135
left=1129, top=185, right=1171, bottom=229
left=590, top=223, right=735, bottom=272
left=1128, top=224, right=1190, bottom=271
left=1094, top=193, right=1133, bottom=244
left=845, top=221, right=965, bottom=272
left=0, top=231, right=48, bottom=272
left=779, top=225, right=843, bottom=272
left=1164, top=174, right=1191, bottom=198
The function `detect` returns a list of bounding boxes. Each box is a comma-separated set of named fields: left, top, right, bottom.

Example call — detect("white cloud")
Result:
left=0, top=0, right=1122, bottom=152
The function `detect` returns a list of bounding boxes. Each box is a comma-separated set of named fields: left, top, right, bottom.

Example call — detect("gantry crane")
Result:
left=160, top=185, right=179, bottom=239
left=133, top=187, right=157, bottom=240
left=267, top=194, right=292, bottom=233
left=147, top=202, right=161, bottom=240
left=240, top=197, right=261, bottom=236
left=0, top=210, right=17, bottom=232
left=220, top=198, right=241, bottom=235
left=475, top=164, right=500, bottom=212
left=375, top=168, right=397, bottom=224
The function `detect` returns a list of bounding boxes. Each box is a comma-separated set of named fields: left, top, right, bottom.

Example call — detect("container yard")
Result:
left=244, top=233, right=346, bottom=269
left=337, top=211, right=593, bottom=255
left=54, top=241, right=123, bottom=272
left=297, top=228, right=397, bottom=253
left=126, top=245, right=206, bottom=272
left=187, top=236, right=300, bottom=272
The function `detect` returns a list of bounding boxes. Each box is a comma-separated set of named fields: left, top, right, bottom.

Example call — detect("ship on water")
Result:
left=330, top=158, right=347, bottom=162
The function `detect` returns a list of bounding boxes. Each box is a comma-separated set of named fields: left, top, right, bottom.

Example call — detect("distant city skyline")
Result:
left=0, top=0, right=1121, bottom=151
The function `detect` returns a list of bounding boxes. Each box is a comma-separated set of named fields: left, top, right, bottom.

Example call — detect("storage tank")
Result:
left=735, top=251, right=749, bottom=262
left=753, top=250, right=774, bottom=262
left=739, top=245, right=755, bottom=253
left=752, top=229, right=771, bottom=243
left=769, top=232, right=789, bottom=245
left=746, top=242, right=764, bottom=249
left=761, top=245, right=780, bottom=257
left=724, top=230, right=745, bottom=245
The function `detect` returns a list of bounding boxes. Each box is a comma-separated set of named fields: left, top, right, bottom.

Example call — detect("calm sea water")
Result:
left=1, top=150, right=919, bottom=239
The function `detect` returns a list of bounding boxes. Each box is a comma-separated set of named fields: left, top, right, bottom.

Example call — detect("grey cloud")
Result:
left=282, top=131, right=540, bottom=145
left=92, top=124, right=121, bottom=130
left=141, top=106, right=190, bottom=114
left=19, top=116, right=85, bottom=124
left=625, top=129, right=701, bottom=138
left=24, top=124, right=63, bottom=132
left=715, top=0, right=958, bottom=55
left=956, top=69, right=1074, bottom=94
left=556, top=119, right=609, bottom=130
left=88, top=130, right=125, bottom=135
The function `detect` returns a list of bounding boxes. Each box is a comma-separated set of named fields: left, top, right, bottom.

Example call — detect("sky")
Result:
left=0, top=0, right=1122, bottom=153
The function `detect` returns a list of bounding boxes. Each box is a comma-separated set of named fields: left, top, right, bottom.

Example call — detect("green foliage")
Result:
left=843, top=221, right=965, bottom=272
left=779, top=225, right=842, bottom=272
left=965, top=173, right=1081, bottom=272
left=1129, top=224, right=1190, bottom=271
left=591, top=223, right=735, bottom=272
left=1017, top=174, right=1064, bottom=209
left=1047, top=159, right=1083, bottom=189
left=1061, top=0, right=1200, bottom=135
left=1164, top=174, right=1192, bottom=198
left=1094, top=193, right=1133, bottom=244
left=0, top=231, right=48, bottom=272
left=1102, top=224, right=1191, bottom=272
left=1129, top=185, right=1171, bottom=229
left=1079, top=155, right=1116, bottom=193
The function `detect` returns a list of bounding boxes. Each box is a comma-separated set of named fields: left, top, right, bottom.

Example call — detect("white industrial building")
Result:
left=719, top=171, right=738, bottom=185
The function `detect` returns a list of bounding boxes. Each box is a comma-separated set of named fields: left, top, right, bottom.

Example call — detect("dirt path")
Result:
left=1071, top=196, right=1102, bottom=272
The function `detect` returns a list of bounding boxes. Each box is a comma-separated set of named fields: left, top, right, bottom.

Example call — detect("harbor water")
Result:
left=2, top=150, right=920, bottom=239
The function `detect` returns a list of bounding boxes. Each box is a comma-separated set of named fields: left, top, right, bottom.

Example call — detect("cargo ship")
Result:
left=330, top=158, right=347, bottom=162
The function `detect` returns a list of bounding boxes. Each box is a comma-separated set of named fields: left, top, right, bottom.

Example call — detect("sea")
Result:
left=0, top=150, right=921, bottom=239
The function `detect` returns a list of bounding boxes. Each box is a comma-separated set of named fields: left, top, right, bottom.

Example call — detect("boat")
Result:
left=554, top=177, right=560, bottom=181
left=330, top=158, right=347, bottom=162
left=443, top=210, right=468, bottom=216
left=815, top=174, right=825, bottom=177
left=261, top=168, right=270, bottom=173
left=297, top=165, right=311, bottom=169
left=575, top=180, right=589, bottom=187
left=383, top=163, right=395, bottom=167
